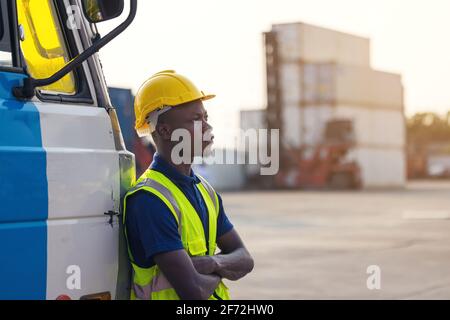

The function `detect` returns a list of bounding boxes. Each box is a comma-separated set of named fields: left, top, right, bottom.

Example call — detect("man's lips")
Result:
left=203, top=134, right=214, bottom=145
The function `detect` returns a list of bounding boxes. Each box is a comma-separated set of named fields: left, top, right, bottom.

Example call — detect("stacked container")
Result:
left=242, top=22, right=406, bottom=188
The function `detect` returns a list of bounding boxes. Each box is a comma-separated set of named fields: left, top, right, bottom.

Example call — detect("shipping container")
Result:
left=272, top=23, right=371, bottom=67
left=240, top=109, right=266, bottom=130
left=278, top=63, right=403, bottom=109
left=282, top=104, right=407, bottom=188
left=280, top=105, right=405, bottom=148
left=334, top=65, right=403, bottom=109
left=241, top=103, right=405, bottom=149
left=333, top=105, right=405, bottom=148
left=241, top=107, right=405, bottom=188
left=301, top=105, right=334, bottom=146
left=279, top=62, right=302, bottom=106
left=282, top=105, right=302, bottom=148
left=263, top=22, right=406, bottom=188
left=427, top=155, right=450, bottom=177
left=348, top=147, right=406, bottom=188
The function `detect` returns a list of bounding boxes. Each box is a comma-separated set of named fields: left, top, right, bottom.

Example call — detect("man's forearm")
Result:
left=191, top=248, right=254, bottom=281
left=191, top=255, right=217, bottom=275
left=213, top=247, right=254, bottom=281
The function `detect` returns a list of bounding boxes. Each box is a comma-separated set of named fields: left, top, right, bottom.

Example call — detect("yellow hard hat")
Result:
left=134, top=70, right=215, bottom=137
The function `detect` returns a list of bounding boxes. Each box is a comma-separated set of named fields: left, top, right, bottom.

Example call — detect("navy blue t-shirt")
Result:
left=125, top=153, right=234, bottom=268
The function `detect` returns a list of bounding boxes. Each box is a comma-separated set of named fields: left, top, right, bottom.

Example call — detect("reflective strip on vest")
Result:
left=132, top=269, right=173, bottom=300
left=197, top=174, right=218, bottom=213
left=129, top=178, right=182, bottom=236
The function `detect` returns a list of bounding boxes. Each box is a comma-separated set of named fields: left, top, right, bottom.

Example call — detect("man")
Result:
left=123, top=70, right=254, bottom=300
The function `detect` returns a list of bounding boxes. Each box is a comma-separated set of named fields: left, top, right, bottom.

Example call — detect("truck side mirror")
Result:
left=81, top=0, right=125, bottom=23
left=13, top=0, right=136, bottom=99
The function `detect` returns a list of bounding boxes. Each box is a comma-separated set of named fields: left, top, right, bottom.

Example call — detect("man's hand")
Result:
left=214, top=229, right=254, bottom=281
left=211, top=247, right=253, bottom=281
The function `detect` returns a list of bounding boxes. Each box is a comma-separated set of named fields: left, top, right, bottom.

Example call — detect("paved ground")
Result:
left=220, top=180, right=450, bottom=299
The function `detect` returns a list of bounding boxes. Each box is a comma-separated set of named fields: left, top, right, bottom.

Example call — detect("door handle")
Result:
left=104, top=210, right=120, bottom=227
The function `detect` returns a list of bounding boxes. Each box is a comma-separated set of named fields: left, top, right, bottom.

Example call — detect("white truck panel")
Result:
left=46, top=217, right=119, bottom=300
left=36, top=103, right=120, bottom=299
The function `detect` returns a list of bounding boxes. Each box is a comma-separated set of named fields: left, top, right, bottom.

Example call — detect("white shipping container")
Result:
left=281, top=104, right=406, bottom=187
left=427, top=155, right=450, bottom=177
left=335, top=65, right=403, bottom=109
left=279, top=62, right=302, bottom=106
left=334, top=105, right=405, bottom=148
left=282, top=105, right=302, bottom=148
left=281, top=104, right=405, bottom=149
left=272, top=23, right=371, bottom=67
left=240, top=107, right=405, bottom=187
left=281, top=104, right=334, bottom=147
left=240, top=109, right=266, bottom=131
left=348, top=147, right=406, bottom=188
left=302, top=105, right=334, bottom=146
left=304, top=63, right=335, bottom=103
left=278, top=62, right=403, bottom=109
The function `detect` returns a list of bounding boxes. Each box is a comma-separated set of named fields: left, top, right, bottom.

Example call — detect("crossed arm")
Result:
left=153, top=228, right=254, bottom=300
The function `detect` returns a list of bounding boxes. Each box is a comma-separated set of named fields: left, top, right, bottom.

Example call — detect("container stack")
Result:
left=242, top=22, right=406, bottom=188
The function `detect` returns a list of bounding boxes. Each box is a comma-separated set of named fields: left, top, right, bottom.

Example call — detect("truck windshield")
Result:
left=16, top=0, right=76, bottom=94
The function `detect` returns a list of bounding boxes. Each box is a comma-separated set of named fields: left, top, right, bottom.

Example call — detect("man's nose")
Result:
left=202, top=120, right=212, bottom=133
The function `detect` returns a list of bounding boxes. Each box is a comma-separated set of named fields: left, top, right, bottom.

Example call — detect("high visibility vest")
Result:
left=123, top=169, right=230, bottom=300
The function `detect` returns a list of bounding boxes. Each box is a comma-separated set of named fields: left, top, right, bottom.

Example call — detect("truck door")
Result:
left=0, top=0, right=132, bottom=299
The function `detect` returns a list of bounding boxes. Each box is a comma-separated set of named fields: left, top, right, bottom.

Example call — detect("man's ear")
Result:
left=156, top=123, right=172, bottom=141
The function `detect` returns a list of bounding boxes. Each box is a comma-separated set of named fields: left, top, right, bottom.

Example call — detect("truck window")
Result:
left=16, top=0, right=76, bottom=94
left=0, top=0, right=13, bottom=67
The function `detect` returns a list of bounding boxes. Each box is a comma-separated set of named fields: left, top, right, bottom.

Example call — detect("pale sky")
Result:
left=98, top=0, right=450, bottom=146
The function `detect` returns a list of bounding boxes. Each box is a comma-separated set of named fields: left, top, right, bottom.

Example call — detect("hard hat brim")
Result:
left=201, top=94, right=216, bottom=101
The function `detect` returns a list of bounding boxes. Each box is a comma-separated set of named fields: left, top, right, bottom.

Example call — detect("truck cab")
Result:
left=0, top=0, right=136, bottom=299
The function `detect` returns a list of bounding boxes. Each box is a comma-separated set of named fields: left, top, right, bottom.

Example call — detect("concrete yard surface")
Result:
left=221, top=180, right=450, bottom=299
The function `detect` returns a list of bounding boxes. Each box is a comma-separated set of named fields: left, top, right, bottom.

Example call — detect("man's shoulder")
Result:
left=126, top=189, right=172, bottom=215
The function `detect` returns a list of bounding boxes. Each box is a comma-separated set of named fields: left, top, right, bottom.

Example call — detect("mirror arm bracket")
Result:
left=13, top=0, right=137, bottom=99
